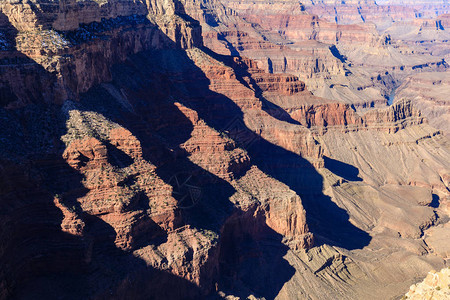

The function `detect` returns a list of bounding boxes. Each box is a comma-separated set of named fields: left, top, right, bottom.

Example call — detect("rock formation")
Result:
left=0, top=0, right=449, bottom=299
left=404, top=268, right=450, bottom=300
left=395, top=71, right=450, bottom=136
left=196, top=0, right=448, bottom=108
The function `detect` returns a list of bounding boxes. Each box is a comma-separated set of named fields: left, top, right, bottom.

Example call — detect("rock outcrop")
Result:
left=0, top=0, right=449, bottom=299
left=404, top=268, right=450, bottom=300
left=0, top=2, right=314, bottom=298
left=395, top=71, right=450, bottom=136
left=303, top=0, right=450, bottom=26
left=196, top=0, right=448, bottom=107
left=0, top=0, right=202, bottom=107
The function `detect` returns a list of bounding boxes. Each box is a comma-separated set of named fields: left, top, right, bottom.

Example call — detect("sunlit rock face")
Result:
left=404, top=268, right=450, bottom=300
left=395, top=72, right=450, bottom=137
left=0, top=0, right=449, bottom=299
left=198, top=0, right=448, bottom=109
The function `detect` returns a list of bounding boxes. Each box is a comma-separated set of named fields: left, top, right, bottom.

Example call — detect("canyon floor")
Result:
left=0, top=0, right=449, bottom=299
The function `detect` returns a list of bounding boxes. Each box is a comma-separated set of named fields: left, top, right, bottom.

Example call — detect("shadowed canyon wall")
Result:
left=0, top=0, right=449, bottom=299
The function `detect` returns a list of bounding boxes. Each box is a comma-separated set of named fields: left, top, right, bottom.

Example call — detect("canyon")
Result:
left=0, top=0, right=449, bottom=299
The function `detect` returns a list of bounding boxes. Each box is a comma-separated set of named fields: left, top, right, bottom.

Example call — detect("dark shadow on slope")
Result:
left=323, top=156, right=362, bottom=182
left=0, top=4, right=370, bottom=299
left=218, top=211, right=295, bottom=300
left=0, top=9, right=17, bottom=50
left=0, top=12, right=58, bottom=107
left=329, top=45, right=347, bottom=63
left=202, top=47, right=302, bottom=126
left=249, top=138, right=370, bottom=250
left=104, top=140, right=134, bottom=168
left=268, top=57, right=274, bottom=73
left=217, top=32, right=241, bottom=56
left=0, top=9, right=208, bottom=300
left=0, top=6, right=293, bottom=298
left=173, top=0, right=220, bottom=28
left=0, top=160, right=207, bottom=300
left=150, top=46, right=370, bottom=251
left=78, top=47, right=298, bottom=298
left=91, top=43, right=371, bottom=292
left=430, top=194, right=440, bottom=208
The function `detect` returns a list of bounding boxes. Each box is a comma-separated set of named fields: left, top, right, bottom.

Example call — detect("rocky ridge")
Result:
left=395, top=71, right=450, bottom=136
left=197, top=0, right=449, bottom=108
left=0, top=0, right=449, bottom=299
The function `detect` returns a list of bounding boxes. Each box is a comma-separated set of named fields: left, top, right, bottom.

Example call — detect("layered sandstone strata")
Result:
left=303, top=0, right=450, bottom=26
left=395, top=71, right=450, bottom=136
left=0, top=0, right=449, bottom=299
left=0, top=0, right=202, bottom=107
left=198, top=0, right=448, bottom=107
left=0, top=1, right=314, bottom=298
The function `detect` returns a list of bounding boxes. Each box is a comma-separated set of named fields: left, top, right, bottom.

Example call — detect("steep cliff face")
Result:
left=395, top=71, right=450, bottom=136
left=0, top=2, right=315, bottom=298
left=0, top=0, right=449, bottom=300
left=196, top=0, right=448, bottom=108
left=0, top=0, right=202, bottom=107
left=303, top=0, right=450, bottom=26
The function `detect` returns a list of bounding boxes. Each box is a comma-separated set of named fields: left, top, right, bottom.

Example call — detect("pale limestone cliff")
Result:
left=405, top=268, right=450, bottom=300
